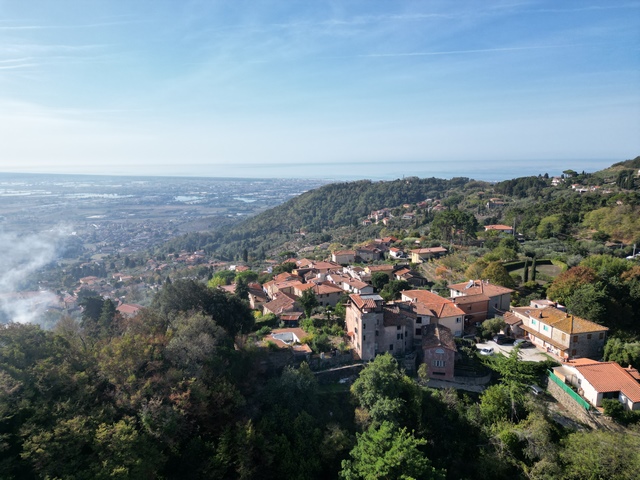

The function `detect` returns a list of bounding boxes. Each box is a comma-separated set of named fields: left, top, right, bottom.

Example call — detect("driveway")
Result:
left=475, top=340, right=551, bottom=363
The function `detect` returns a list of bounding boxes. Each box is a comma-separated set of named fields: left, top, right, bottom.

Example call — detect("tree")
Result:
left=546, top=266, right=597, bottom=304
left=565, top=283, right=608, bottom=324
left=340, top=421, right=444, bottom=480
left=350, top=354, right=420, bottom=428
left=481, top=262, right=515, bottom=288
left=490, top=347, right=536, bottom=421
left=530, top=257, right=537, bottom=282
left=299, top=289, right=319, bottom=319
left=371, top=272, right=390, bottom=291
left=234, top=276, right=250, bottom=301
left=603, top=338, right=640, bottom=367
left=380, top=280, right=410, bottom=302
left=559, top=430, right=640, bottom=480
left=523, top=258, right=529, bottom=283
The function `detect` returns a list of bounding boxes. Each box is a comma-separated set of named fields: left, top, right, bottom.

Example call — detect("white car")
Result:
left=478, top=347, right=494, bottom=356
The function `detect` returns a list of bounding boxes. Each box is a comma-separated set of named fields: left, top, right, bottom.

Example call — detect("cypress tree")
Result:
left=531, top=258, right=537, bottom=281
left=523, top=259, right=529, bottom=283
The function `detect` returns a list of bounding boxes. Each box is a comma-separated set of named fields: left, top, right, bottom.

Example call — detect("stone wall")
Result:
left=546, top=377, right=597, bottom=427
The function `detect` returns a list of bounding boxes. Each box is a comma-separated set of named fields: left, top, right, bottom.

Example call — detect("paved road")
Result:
left=475, top=341, right=552, bottom=362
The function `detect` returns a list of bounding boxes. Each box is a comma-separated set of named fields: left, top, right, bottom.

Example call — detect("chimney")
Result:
left=538, top=311, right=543, bottom=318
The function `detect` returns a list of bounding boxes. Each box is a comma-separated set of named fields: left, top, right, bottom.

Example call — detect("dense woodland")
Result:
left=2, top=157, right=640, bottom=478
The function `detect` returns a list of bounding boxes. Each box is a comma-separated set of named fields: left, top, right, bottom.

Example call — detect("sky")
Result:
left=0, top=0, right=639, bottom=179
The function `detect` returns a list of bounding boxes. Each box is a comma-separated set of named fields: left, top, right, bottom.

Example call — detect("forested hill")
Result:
left=162, top=176, right=482, bottom=257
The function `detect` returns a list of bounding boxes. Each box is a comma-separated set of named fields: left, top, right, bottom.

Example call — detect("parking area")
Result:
left=475, top=340, right=552, bottom=363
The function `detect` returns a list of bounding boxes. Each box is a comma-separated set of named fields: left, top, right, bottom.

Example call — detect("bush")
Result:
left=256, top=326, right=272, bottom=338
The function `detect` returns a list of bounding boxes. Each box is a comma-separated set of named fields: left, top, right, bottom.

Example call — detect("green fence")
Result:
left=547, top=370, right=591, bottom=410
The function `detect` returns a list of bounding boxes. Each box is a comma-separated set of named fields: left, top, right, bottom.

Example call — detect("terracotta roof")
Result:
left=515, top=306, right=608, bottom=334
left=116, top=304, right=143, bottom=316
left=401, top=290, right=465, bottom=319
left=350, top=294, right=383, bottom=310
left=422, top=324, right=457, bottom=351
left=367, top=264, right=395, bottom=272
left=263, top=292, right=298, bottom=315
left=449, top=279, right=514, bottom=297
left=484, top=224, right=513, bottom=231
left=266, top=328, right=312, bottom=354
left=383, top=306, right=411, bottom=327
left=273, top=272, right=302, bottom=283
left=574, top=362, right=640, bottom=403
left=451, top=293, right=490, bottom=305
left=333, top=250, right=355, bottom=256
left=410, top=247, right=448, bottom=254
left=503, top=311, right=522, bottom=326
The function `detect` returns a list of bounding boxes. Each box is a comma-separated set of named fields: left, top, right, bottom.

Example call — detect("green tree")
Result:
left=371, top=272, right=390, bottom=291
left=559, top=430, right=640, bottom=480
left=565, top=283, right=608, bottom=324
left=299, top=289, right=319, bottom=319
left=523, top=258, right=529, bottom=283
left=350, top=354, right=420, bottom=428
left=234, top=276, right=250, bottom=301
left=547, top=266, right=597, bottom=304
left=482, top=261, right=516, bottom=288
left=490, top=347, right=536, bottom=421
left=340, top=421, right=444, bottom=480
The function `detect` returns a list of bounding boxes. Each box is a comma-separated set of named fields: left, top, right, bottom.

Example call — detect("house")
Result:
left=328, top=273, right=374, bottom=295
left=511, top=306, right=608, bottom=360
left=116, top=303, right=143, bottom=318
left=262, top=292, right=299, bottom=316
left=356, top=245, right=383, bottom=262
left=264, top=328, right=312, bottom=355
left=279, top=312, right=304, bottom=327
left=502, top=311, right=524, bottom=337
left=410, top=247, right=448, bottom=263
left=345, top=294, right=416, bottom=361
left=451, top=293, right=490, bottom=326
left=331, top=250, right=356, bottom=264
left=393, top=267, right=427, bottom=287
left=422, top=324, right=457, bottom=381
left=401, top=212, right=415, bottom=220
left=484, top=224, right=513, bottom=234
left=485, top=199, right=507, bottom=209
left=389, top=247, right=406, bottom=259
left=365, top=264, right=395, bottom=278
left=401, top=290, right=466, bottom=337
left=449, top=279, right=513, bottom=316
left=553, top=360, right=640, bottom=411
left=248, top=283, right=267, bottom=310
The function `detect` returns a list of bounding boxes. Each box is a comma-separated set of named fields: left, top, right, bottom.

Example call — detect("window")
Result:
left=389, top=344, right=393, bottom=351
left=587, top=334, right=592, bottom=340
left=416, top=328, right=421, bottom=336
left=363, top=324, right=366, bottom=330
left=416, top=317, right=422, bottom=324
left=456, top=318, right=461, bottom=323
left=433, top=360, right=445, bottom=367
left=397, top=326, right=401, bottom=330
left=435, top=348, right=445, bottom=354
left=363, top=335, right=366, bottom=341
left=562, top=333, right=566, bottom=341
left=573, top=336, right=578, bottom=343
left=355, top=327, right=358, bottom=334
left=375, top=331, right=379, bottom=336
left=397, top=333, right=403, bottom=340
left=571, top=349, right=577, bottom=356
left=532, top=319, right=537, bottom=325
left=543, top=325, right=549, bottom=332
left=599, top=332, right=604, bottom=339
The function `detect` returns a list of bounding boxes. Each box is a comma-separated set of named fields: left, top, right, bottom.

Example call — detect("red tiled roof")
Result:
left=449, top=279, right=514, bottom=297
left=574, top=361, right=640, bottom=403
left=484, top=224, right=512, bottom=231
left=422, top=324, right=457, bottom=351
left=401, top=290, right=465, bottom=319
left=350, top=294, right=382, bottom=310
left=410, top=247, right=448, bottom=254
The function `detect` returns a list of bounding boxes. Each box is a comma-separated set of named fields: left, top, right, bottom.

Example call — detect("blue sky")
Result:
left=0, top=0, right=639, bottom=179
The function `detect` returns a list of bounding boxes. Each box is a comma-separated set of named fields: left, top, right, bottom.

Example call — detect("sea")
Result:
left=91, top=157, right=621, bottom=182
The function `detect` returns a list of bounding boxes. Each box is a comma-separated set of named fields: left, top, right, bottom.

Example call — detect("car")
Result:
left=514, top=339, right=533, bottom=348
left=478, top=347, right=494, bottom=356
left=529, top=384, right=544, bottom=395
left=493, top=334, right=515, bottom=345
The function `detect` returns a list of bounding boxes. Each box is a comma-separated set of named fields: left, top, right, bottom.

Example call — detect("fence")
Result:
left=547, top=370, right=591, bottom=410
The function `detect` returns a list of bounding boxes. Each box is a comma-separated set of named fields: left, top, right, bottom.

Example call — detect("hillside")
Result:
left=160, top=156, right=639, bottom=260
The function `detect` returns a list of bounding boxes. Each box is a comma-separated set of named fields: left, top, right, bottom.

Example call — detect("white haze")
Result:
left=0, top=228, right=66, bottom=325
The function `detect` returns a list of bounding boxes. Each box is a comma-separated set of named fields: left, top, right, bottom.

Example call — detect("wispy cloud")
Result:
left=357, top=44, right=588, bottom=58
